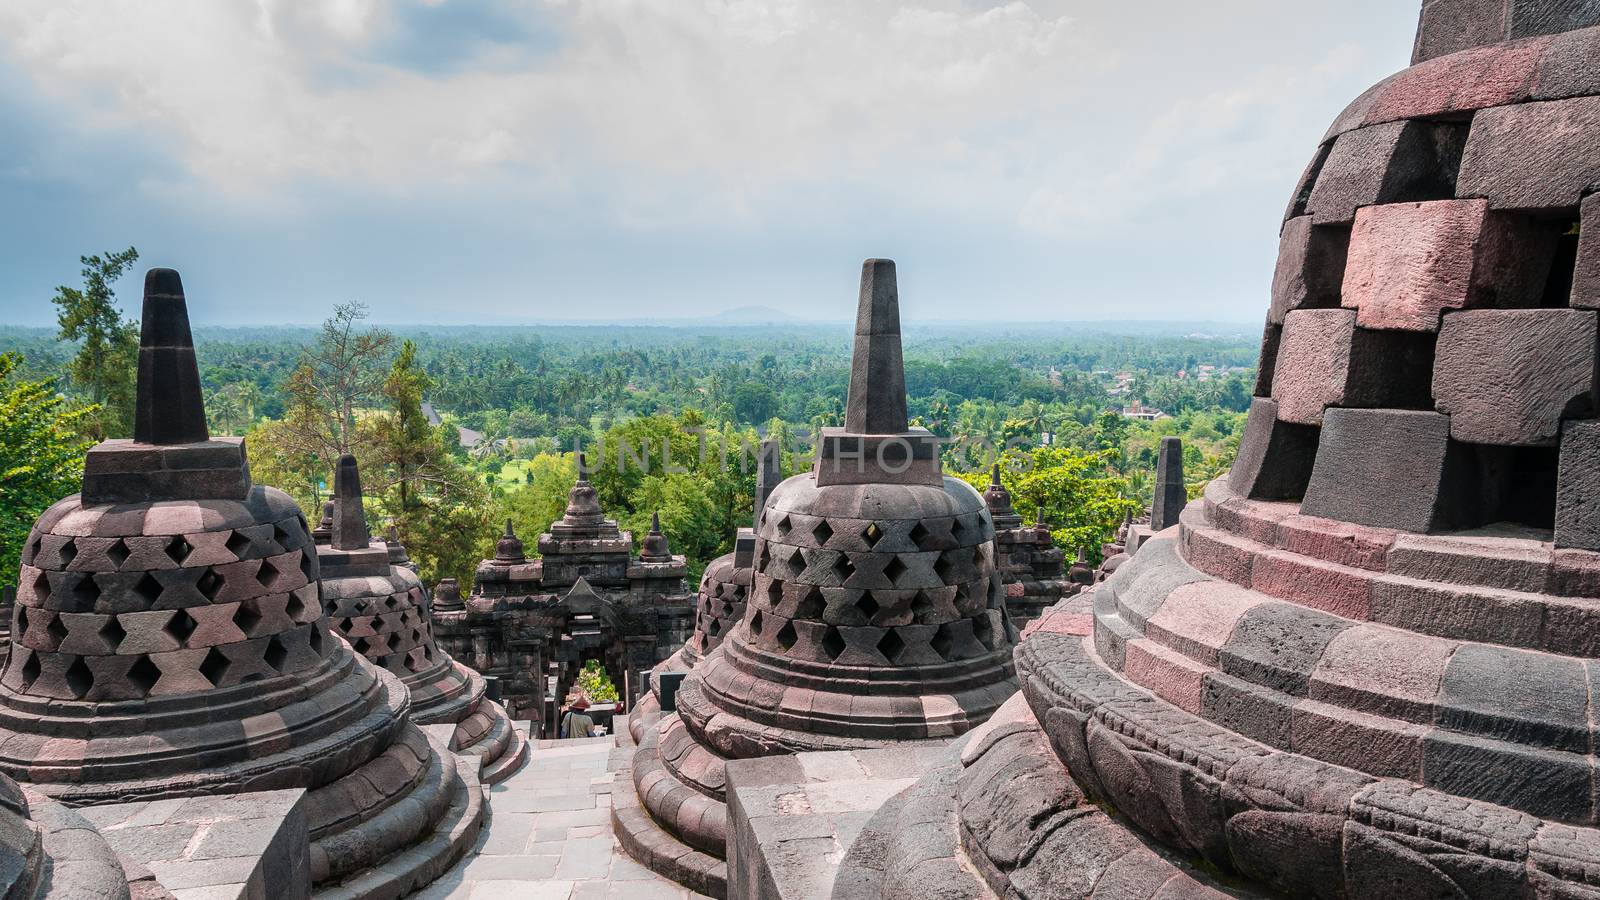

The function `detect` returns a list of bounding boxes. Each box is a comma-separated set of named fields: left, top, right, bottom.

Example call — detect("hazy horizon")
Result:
left=1, top=1, right=1418, bottom=327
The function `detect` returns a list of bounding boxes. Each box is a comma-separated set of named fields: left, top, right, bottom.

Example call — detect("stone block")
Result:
left=1437, top=643, right=1590, bottom=752
left=1271, top=310, right=1436, bottom=425
left=1342, top=200, right=1561, bottom=331
left=1378, top=39, right=1546, bottom=121
left=1412, top=0, right=1512, bottom=63
left=1269, top=217, right=1349, bottom=324
left=1534, top=25, right=1600, bottom=100
left=1289, top=699, right=1427, bottom=780
left=1374, top=574, right=1548, bottom=649
left=1253, top=320, right=1281, bottom=398
left=1300, top=409, right=1493, bottom=533
left=1144, top=581, right=1263, bottom=668
left=1229, top=399, right=1320, bottom=501
left=1458, top=96, right=1600, bottom=212
left=1217, top=602, right=1355, bottom=697
left=1434, top=309, right=1598, bottom=445
left=1200, top=671, right=1292, bottom=748
left=1305, top=120, right=1466, bottom=225
left=1422, top=730, right=1594, bottom=823
left=1508, top=1, right=1600, bottom=39
left=1249, top=549, right=1373, bottom=620
left=1309, top=624, right=1453, bottom=723
left=1557, top=420, right=1600, bottom=550
left=1574, top=193, right=1600, bottom=309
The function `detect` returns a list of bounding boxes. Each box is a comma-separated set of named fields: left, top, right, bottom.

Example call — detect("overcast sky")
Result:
left=0, top=1, right=1419, bottom=326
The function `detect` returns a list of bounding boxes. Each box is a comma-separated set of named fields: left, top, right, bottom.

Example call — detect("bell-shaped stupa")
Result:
left=316, top=454, right=525, bottom=784
left=616, top=261, right=1018, bottom=895
left=873, top=6, right=1600, bottom=898
left=0, top=269, right=483, bottom=893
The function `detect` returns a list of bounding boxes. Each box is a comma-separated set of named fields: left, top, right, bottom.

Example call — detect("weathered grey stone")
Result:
left=1304, top=120, right=1467, bottom=225
left=1271, top=309, right=1437, bottom=425
left=1229, top=399, right=1320, bottom=501
left=1412, top=0, right=1513, bottom=63
left=1150, top=438, right=1187, bottom=533
left=1301, top=409, right=1489, bottom=533
left=1574, top=193, right=1600, bottom=309
left=1270, top=217, right=1350, bottom=324
left=1437, top=643, right=1590, bottom=752
left=1458, top=96, right=1600, bottom=212
left=1556, top=419, right=1600, bottom=550
left=1433, top=309, right=1598, bottom=445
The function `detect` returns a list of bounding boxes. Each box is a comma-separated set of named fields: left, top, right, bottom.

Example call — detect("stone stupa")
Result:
left=316, top=454, right=525, bottom=785
left=0, top=269, right=482, bottom=896
left=617, top=260, right=1019, bottom=895
left=852, top=5, right=1600, bottom=897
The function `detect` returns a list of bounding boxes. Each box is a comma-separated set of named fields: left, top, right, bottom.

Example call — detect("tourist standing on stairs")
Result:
left=561, top=696, right=597, bottom=738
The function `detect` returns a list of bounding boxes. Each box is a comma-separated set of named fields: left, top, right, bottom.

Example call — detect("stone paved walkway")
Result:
left=416, top=724, right=708, bottom=900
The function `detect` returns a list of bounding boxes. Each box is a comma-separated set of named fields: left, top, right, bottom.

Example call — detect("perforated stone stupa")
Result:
left=844, top=5, right=1600, bottom=898
left=1, top=269, right=482, bottom=897
left=316, top=454, right=525, bottom=786
left=615, top=260, right=1019, bottom=896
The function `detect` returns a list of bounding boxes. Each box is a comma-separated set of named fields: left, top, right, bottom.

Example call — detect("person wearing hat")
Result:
left=561, top=696, right=596, bottom=739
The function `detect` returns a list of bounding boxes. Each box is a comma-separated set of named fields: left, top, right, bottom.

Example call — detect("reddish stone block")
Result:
left=1250, top=549, right=1374, bottom=621
left=1123, top=640, right=1207, bottom=715
left=1308, top=623, right=1454, bottom=723
left=1182, top=525, right=1257, bottom=588
left=1278, top=516, right=1395, bottom=571
left=1433, top=309, right=1599, bottom=445
left=1271, top=310, right=1436, bottom=425
left=1374, top=38, right=1548, bottom=123
left=1342, top=200, right=1559, bottom=332
left=1271, top=311, right=1355, bottom=424
left=1144, top=581, right=1263, bottom=667
left=1305, top=121, right=1465, bottom=225
left=1458, top=96, right=1600, bottom=212
left=1574, top=193, right=1600, bottom=309
left=1321, top=74, right=1401, bottom=144
left=1270, top=217, right=1349, bottom=325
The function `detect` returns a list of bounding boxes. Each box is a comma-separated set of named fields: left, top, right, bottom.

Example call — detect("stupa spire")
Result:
left=844, top=259, right=908, bottom=435
left=641, top=510, right=672, bottom=561
left=332, top=453, right=371, bottom=550
left=134, top=268, right=209, bottom=445
left=495, top=519, right=526, bottom=564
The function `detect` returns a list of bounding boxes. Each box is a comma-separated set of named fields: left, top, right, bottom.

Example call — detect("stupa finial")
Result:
left=134, top=268, right=210, bottom=445
left=844, top=259, right=908, bottom=435
left=332, top=454, right=371, bottom=551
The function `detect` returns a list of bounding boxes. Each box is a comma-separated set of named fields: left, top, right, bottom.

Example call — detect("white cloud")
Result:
left=0, top=1, right=1094, bottom=209
left=0, top=1, right=1421, bottom=323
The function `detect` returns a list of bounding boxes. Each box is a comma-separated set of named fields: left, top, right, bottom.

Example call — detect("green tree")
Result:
left=576, top=659, right=619, bottom=703
left=0, top=354, right=94, bottom=587
left=366, top=340, right=493, bottom=586
left=957, top=445, right=1137, bottom=564
left=51, top=248, right=140, bottom=439
left=280, top=302, right=394, bottom=461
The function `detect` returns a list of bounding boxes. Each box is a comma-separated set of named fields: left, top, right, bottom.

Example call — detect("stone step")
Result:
left=315, top=738, right=486, bottom=900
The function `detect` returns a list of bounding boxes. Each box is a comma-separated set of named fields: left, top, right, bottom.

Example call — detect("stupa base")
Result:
left=613, top=710, right=728, bottom=898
